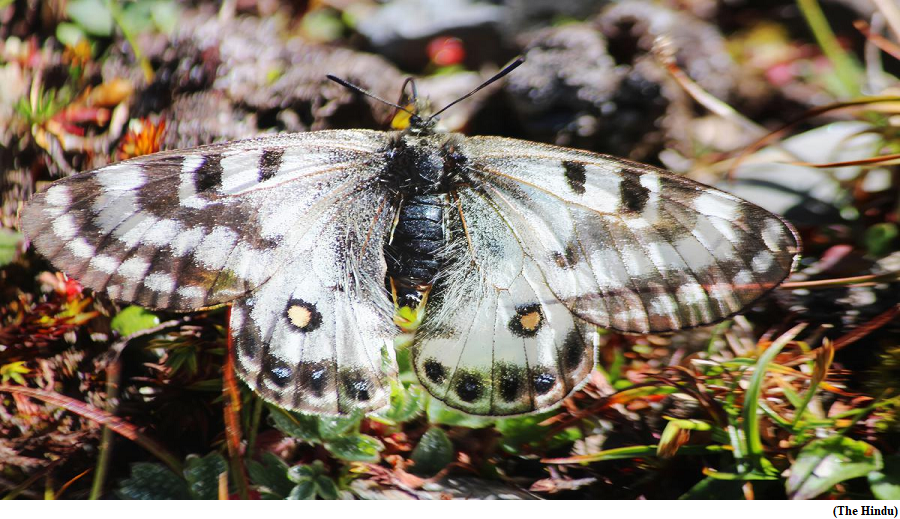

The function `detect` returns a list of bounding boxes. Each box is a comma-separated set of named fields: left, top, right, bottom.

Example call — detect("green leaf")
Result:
left=495, top=412, right=559, bottom=454
left=301, top=8, right=345, bottom=42
left=0, top=361, right=30, bottom=385
left=111, top=306, right=160, bottom=336
left=410, top=427, right=454, bottom=476
left=184, top=452, right=227, bottom=500
left=288, top=460, right=324, bottom=482
left=116, top=463, right=190, bottom=500
left=865, top=223, right=898, bottom=257
left=680, top=476, right=746, bottom=499
left=118, top=1, right=156, bottom=35
left=66, top=0, right=113, bottom=37
left=426, top=398, right=494, bottom=428
left=267, top=405, right=320, bottom=443
left=787, top=436, right=883, bottom=499
left=743, top=324, right=805, bottom=474
left=376, top=382, right=423, bottom=424
left=324, top=434, right=384, bottom=463
left=0, top=229, right=21, bottom=267
left=247, top=452, right=293, bottom=499
left=317, top=411, right=362, bottom=440
left=869, top=454, right=900, bottom=500
left=56, top=22, right=88, bottom=47
left=288, top=480, right=317, bottom=500
left=286, top=460, right=338, bottom=499
left=314, top=476, right=339, bottom=500
left=150, top=0, right=180, bottom=34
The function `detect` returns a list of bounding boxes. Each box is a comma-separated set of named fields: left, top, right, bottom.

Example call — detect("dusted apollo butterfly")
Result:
left=21, top=58, right=800, bottom=416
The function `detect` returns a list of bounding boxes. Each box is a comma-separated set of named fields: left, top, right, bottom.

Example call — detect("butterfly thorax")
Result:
left=382, top=132, right=464, bottom=194
left=383, top=131, right=466, bottom=330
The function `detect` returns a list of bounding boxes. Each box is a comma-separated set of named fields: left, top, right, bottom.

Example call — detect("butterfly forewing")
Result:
left=22, top=130, right=391, bottom=311
left=457, top=136, right=800, bottom=334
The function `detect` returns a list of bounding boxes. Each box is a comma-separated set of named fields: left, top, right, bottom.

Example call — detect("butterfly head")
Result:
left=326, top=56, right=525, bottom=136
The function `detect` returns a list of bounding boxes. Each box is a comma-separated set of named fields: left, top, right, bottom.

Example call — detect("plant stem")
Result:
left=797, top=0, right=861, bottom=97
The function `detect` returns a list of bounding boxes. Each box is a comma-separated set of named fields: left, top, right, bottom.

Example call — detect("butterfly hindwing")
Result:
left=22, top=130, right=391, bottom=311
left=456, top=136, right=800, bottom=334
left=232, top=184, right=398, bottom=414
left=411, top=188, right=598, bottom=415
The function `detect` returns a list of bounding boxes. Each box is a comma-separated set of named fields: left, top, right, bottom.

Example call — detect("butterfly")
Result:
left=20, top=58, right=800, bottom=417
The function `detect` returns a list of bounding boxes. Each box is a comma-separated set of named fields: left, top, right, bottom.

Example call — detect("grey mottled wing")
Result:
left=23, top=129, right=400, bottom=415
left=231, top=180, right=398, bottom=414
left=410, top=135, right=798, bottom=416
left=456, top=136, right=800, bottom=334
left=22, top=130, right=391, bottom=310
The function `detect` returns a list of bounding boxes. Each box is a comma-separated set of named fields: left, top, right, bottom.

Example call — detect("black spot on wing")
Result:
left=496, top=364, right=523, bottom=403
left=424, top=358, right=447, bottom=384
left=620, top=173, right=649, bottom=213
left=298, top=361, right=329, bottom=397
left=133, top=156, right=186, bottom=217
left=562, top=329, right=586, bottom=372
left=264, top=357, right=293, bottom=388
left=258, top=148, right=284, bottom=182
left=341, top=370, right=372, bottom=401
left=532, top=371, right=555, bottom=395
left=454, top=370, right=484, bottom=403
left=194, top=154, right=224, bottom=192
left=551, top=243, right=579, bottom=269
left=563, top=161, right=586, bottom=195
left=236, top=324, right=257, bottom=360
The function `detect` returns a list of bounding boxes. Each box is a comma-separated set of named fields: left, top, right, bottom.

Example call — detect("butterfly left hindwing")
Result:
left=231, top=181, right=398, bottom=414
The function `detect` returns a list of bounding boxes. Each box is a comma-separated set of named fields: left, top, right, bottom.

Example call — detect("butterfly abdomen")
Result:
left=386, top=193, right=449, bottom=311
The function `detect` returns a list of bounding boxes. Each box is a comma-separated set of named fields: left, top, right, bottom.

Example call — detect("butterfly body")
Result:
left=22, top=79, right=800, bottom=417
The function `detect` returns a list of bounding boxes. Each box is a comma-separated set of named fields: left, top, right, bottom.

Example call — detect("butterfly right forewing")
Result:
left=22, top=130, right=392, bottom=311
left=457, top=136, right=800, bottom=334
left=24, top=129, right=403, bottom=415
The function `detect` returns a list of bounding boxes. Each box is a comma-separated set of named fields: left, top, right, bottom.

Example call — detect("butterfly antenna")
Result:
left=426, top=56, right=525, bottom=123
left=327, top=75, right=414, bottom=116
left=398, top=77, right=419, bottom=105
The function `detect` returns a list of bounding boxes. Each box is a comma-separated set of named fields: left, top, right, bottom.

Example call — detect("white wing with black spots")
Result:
left=410, top=189, right=597, bottom=416
left=231, top=183, right=398, bottom=414
left=455, top=136, right=800, bottom=334
left=22, top=130, right=392, bottom=311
